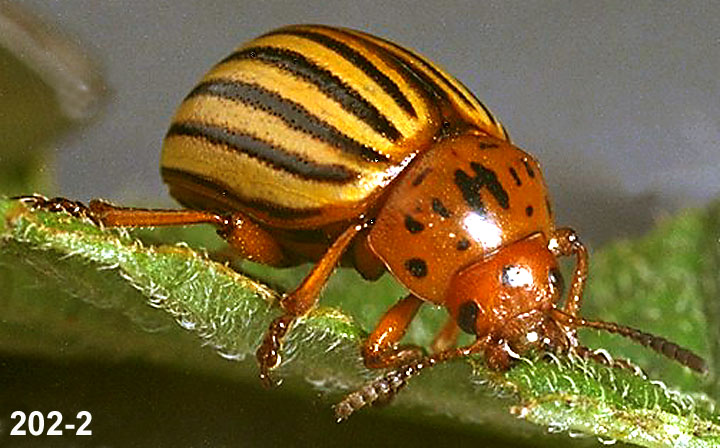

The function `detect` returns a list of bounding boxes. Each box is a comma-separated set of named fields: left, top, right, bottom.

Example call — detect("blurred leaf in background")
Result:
left=0, top=1, right=105, bottom=195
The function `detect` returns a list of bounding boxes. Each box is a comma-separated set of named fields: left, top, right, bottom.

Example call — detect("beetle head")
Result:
left=445, top=233, right=569, bottom=369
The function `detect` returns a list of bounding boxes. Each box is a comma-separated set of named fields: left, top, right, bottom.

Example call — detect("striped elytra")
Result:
left=20, top=24, right=708, bottom=420
left=160, top=24, right=508, bottom=229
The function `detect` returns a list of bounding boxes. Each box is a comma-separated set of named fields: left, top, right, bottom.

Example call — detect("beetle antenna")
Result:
left=334, top=356, right=436, bottom=422
left=551, top=309, right=708, bottom=374
left=334, top=343, right=481, bottom=421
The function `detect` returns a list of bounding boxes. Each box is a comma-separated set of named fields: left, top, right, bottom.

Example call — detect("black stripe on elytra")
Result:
left=473, top=98, right=497, bottom=126
left=167, top=122, right=357, bottom=183
left=378, top=36, right=497, bottom=125
left=343, top=30, right=461, bottom=112
left=223, top=46, right=402, bottom=142
left=509, top=167, right=522, bottom=186
left=454, top=162, right=510, bottom=212
left=160, top=167, right=322, bottom=219
left=404, top=215, right=424, bottom=233
left=334, top=28, right=440, bottom=108
left=382, top=41, right=456, bottom=105
left=187, top=80, right=388, bottom=163
left=431, top=197, right=452, bottom=218
left=268, top=28, right=417, bottom=118
left=522, top=158, right=535, bottom=178
left=404, top=258, right=427, bottom=278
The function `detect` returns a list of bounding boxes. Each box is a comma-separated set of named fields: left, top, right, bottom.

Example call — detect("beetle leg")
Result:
left=256, top=222, right=364, bottom=386
left=362, top=294, right=425, bottom=369
left=430, top=317, right=460, bottom=354
left=548, top=227, right=588, bottom=318
left=91, top=200, right=287, bottom=265
left=15, top=195, right=287, bottom=265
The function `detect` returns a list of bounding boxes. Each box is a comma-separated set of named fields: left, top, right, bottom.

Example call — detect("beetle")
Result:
left=18, top=24, right=707, bottom=419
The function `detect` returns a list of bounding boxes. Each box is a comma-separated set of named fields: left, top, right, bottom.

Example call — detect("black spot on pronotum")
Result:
left=525, top=205, right=534, bottom=217
left=412, top=168, right=432, bottom=186
left=404, top=215, right=424, bottom=233
left=454, top=162, right=510, bottom=212
left=509, top=167, right=521, bottom=186
left=456, top=238, right=470, bottom=251
left=477, top=142, right=499, bottom=150
left=404, top=258, right=427, bottom=278
left=457, top=301, right=479, bottom=335
left=522, top=158, right=535, bottom=178
left=431, top=198, right=451, bottom=218
left=454, top=169, right=484, bottom=212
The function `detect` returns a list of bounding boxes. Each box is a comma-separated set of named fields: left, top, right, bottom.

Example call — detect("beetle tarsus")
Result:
left=256, top=314, right=295, bottom=387
left=13, top=194, right=99, bottom=224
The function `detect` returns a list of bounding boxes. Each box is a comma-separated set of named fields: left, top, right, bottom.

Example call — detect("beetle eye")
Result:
left=457, top=301, right=479, bottom=335
left=548, top=267, right=564, bottom=297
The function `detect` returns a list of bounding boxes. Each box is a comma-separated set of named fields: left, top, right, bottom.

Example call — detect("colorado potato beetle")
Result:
left=19, top=24, right=707, bottom=420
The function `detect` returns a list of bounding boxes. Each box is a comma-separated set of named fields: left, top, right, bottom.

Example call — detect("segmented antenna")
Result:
left=334, top=357, right=437, bottom=421
left=334, top=344, right=479, bottom=420
left=552, top=309, right=708, bottom=374
left=581, top=319, right=708, bottom=374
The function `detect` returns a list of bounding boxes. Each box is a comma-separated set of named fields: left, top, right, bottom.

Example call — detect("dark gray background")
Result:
left=21, top=0, right=720, bottom=244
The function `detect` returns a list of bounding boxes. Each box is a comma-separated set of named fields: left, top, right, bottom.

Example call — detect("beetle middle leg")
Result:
left=255, top=222, right=364, bottom=386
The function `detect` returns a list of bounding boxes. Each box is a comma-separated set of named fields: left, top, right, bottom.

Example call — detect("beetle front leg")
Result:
left=548, top=227, right=588, bottom=318
left=256, top=222, right=363, bottom=386
left=362, top=294, right=425, bottom=369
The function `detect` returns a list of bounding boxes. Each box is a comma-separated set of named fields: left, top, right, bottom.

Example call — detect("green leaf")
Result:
left=1, top=196, right=719, bottom=447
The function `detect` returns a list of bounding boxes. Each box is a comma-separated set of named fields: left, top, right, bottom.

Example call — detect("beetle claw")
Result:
left=258, top=369, right=281, bottom=388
